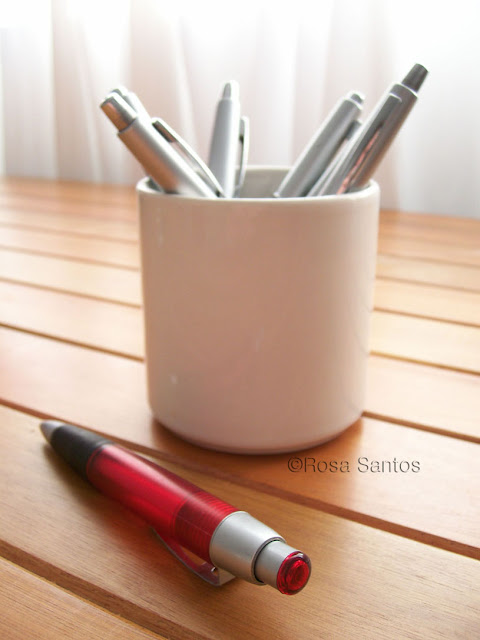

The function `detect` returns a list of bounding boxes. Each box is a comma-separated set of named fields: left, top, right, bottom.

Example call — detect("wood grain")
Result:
left=374, top=279, right=480, bottom=326
left=376, top=254, right=480, bottom=291
left=1, top=178, right=479, bottom=639
left=3, top=225, right=479, bottom=293
left=0, top=280, right=143, bottom=358
left=0, top=176, right=136, bottom=208
left=0, top=406, right=478, bottom=640
left=378, top=234, right=480, bottom=267
left=366, top=355, right=480, bottom=440
left=0, top=209, right=138, bottom=241
left=2, top=280, right=480, bottom=373
left=379, top=210, right=480, bottom=246
left=0, top=327, right=478, bottom=556
left=0, top=558, right=166, bottom=640
left=2, top=325, right=479, bottom=442
left=0, top=225, right=139, bottom=268
left=0, top=179, right=137, bottom=220
left=0, top=249, right=141, bottom=305
left=370, top=311, right=480, bottom=373
left=381, top=208, right=480, bottom=234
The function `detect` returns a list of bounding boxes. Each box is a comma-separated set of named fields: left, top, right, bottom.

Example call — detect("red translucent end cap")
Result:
left=276, top=551, right=311, bottom=595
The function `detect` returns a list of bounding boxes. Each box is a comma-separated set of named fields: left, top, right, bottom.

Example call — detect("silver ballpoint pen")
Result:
left=208, top=81, right=247, bottom=198
left=152, top=117, right=225, bottom=198
left=309, top=63, right=428, bottom=196
left=100, top=93, right=218, bottom=198
left=274, top=91, right=364, bottom=198
left=109, top=88, right=223, bottom=196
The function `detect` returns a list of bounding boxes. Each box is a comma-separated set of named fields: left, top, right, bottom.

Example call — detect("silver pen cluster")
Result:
left=277, top=62, right=428, bottom=197
left=100, top=81, right=248, bottom=199
left=100, top=63, right=427, bottom=200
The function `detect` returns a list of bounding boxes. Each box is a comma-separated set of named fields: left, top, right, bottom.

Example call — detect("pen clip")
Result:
left=234, top=116, right=249, bottom=197
left=152, top=529, right=235, bottom=587
left=152, top=118, right=225, bottom=198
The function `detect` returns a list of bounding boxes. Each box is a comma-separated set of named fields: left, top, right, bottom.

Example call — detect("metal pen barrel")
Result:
left=208, top=81, right=242, bottom=198
left=310, top=63, right=428, bottom=196
left=275, top=92, right=364, bottom=198
left=101, top=94, right=217, bottom=198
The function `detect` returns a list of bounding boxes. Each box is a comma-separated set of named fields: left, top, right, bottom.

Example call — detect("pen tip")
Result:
left=40, top=420, right=62, bottom=443
left=349, top=91, right=365, bottom=105
left=110, top=85, right=129, bottom=98
left=221, top=80, right=239, bottom=100
left=402, top=63, right=428, bottom=93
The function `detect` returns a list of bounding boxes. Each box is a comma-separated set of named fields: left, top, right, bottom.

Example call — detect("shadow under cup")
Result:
left=137, top=167, right=380, bottom=454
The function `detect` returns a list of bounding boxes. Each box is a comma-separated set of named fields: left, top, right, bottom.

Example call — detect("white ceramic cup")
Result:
left=137, top=167, right=379, bottom=453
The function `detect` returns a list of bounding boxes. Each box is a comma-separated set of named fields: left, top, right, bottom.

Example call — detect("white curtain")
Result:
left=0, top=0, right=479, bottom=217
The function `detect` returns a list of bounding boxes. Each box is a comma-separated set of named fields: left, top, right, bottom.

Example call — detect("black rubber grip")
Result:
left=49, top=423, right=112, bottom=481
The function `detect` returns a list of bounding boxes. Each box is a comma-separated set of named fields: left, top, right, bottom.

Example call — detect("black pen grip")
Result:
left=42, top=421, right=111, bottom=481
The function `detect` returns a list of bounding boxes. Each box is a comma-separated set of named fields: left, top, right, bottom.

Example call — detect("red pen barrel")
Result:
left=86, top=444, right=237, bottom=562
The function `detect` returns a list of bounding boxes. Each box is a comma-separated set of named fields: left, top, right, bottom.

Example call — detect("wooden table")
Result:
left=0, top=177, right=478, bottom=639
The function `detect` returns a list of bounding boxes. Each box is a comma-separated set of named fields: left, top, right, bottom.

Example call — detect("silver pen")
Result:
left=152, top=117, right=225, bottom=197
left=309, top=63, right=428, bottom=196
left=274, top=91, right=364, bottom=198
left=109, top=89, right=223, bottom=196
left=208, top=81, right=247, bottom=198
left=100, top=93, right=218, bottom=198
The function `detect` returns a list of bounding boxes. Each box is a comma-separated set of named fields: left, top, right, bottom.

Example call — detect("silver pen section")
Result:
left=309, top=63, right=428, bottom=196
left=274, top=91, right=364, bottom=198
left=152, top=117, right=225, bottom=197
left=110, top=86, right=152, bottom=121
left=208, top=81, right=243, bottom=198
left=100, top=93, right=218, bottom=198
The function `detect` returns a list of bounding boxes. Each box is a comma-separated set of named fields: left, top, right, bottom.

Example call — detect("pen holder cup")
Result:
left=137, top=167, right=380, bottom=453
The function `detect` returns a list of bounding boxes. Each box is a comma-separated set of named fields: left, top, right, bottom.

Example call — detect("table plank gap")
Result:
left=369, top=351, right=480, bottom=377
left=3, top=280, right=480, bottom=373
left=377, top=237, right=480, bottom=268
left=0, top=557, right=171, bottom=640
left=0, top=543, right=205, bottom=640
left=1, top=387, right=479, bottom=557
left=0, top=406, right=478, bottom=640
left=0, top=322, right=143, bottom=362
left=0, top=244, right=139, bottom=270
left=0, top=214, right=138, bottom=242
left=0, top=221, right=139, bottom=244
left=0, top=276, right=142, bottom=308
left=1, top=325, right=478, bottom=440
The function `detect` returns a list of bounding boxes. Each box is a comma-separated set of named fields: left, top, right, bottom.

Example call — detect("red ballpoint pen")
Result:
left=40, top=421, right=311, bottom=595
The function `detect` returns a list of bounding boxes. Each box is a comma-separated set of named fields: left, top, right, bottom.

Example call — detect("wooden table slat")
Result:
left=1, top=322, right=478, bottom=442
left=0, top=331, right=478, bottom=555
left=0, top=249, right=141, bottom=305
left=380, top=207, right=480, bottom=234
left=1, top=178, right=479, bottom=639
left=0, top=210, right=139, bottom=241
left=0, top=558, right=167, bottom=640
left=378, top=234, right=480, bottom=267
left=0, top=406, right=478, bottom=640
left=2, top=244, right=480, bottom=326
left=0, top=225, right=140, bottom=268
left=0, top=177, right=137, bottom=210
left=376, top=253, right=480, bottom=291
left=2, top=279, right=480, bottom=375
left=370, top=311, right=480, bottom=374
left=374, top=278, right=480, bottom=326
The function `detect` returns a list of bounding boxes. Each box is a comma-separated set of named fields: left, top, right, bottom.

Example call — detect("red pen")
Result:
left=40, top=421, right=311, bottom=595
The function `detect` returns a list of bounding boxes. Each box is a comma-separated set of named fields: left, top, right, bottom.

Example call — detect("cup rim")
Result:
left=136, top=166, right=379, bottom=205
